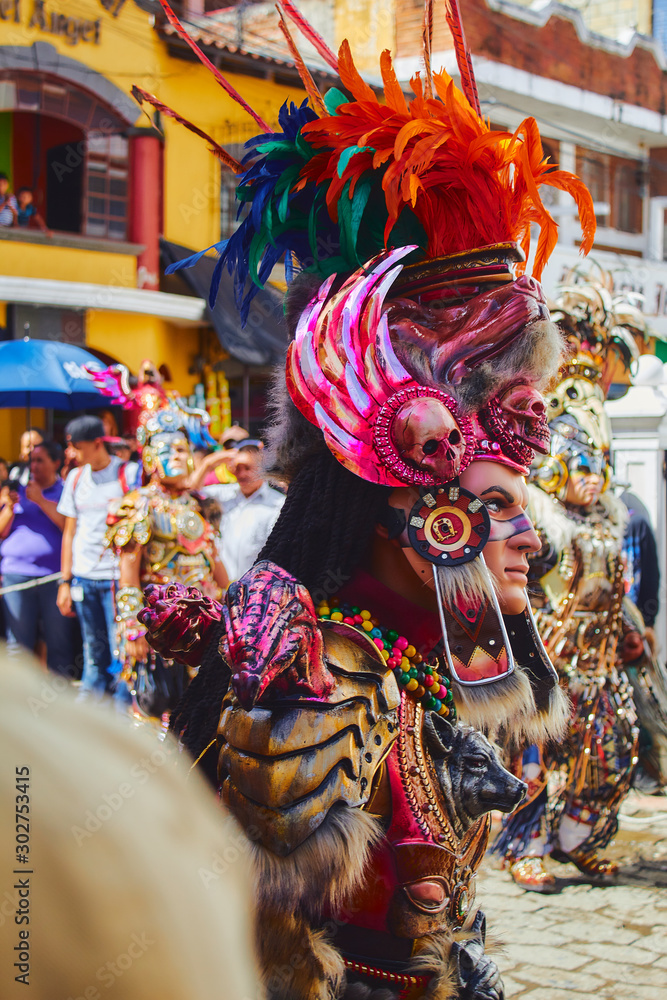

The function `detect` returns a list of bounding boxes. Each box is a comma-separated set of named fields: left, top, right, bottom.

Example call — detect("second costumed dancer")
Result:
left=496, top=274, right=667, bottom=889
left=136, top=0, right=595, bottom=996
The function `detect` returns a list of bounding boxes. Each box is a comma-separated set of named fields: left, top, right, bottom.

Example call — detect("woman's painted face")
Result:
left=459, top=460, right=541, bottom=614
left=565, top=451, right=606, bottom=507
left=147, top=432, right=192, bottom=482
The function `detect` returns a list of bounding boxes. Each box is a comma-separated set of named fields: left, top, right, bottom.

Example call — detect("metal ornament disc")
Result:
left=407, top=484, right=490, bottom=565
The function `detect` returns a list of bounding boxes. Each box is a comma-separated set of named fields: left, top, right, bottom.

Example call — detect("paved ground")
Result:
left=477, top=790, right=667, bottom=1000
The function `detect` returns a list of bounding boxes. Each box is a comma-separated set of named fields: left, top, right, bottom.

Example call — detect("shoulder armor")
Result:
left=105, top=490, right=152, bottom=549
left=219, top=623, right=400, bottom=856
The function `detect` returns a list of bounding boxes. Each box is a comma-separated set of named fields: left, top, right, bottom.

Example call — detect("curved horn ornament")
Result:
left=286, top=247, right=475, bottom=486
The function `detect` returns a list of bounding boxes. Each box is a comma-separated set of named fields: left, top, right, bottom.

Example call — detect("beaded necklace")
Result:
left=317, top=598, right=456, bottom=721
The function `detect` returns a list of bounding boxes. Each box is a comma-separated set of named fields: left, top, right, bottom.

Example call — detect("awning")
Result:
left=160, top=239, right=288, bottom=367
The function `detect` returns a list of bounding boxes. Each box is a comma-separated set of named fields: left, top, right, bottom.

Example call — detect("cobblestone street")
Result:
left=477, top=791, right=667, bottom=999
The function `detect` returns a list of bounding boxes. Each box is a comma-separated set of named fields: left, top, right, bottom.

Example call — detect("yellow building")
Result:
left=0, top=0, right=346, bottom=455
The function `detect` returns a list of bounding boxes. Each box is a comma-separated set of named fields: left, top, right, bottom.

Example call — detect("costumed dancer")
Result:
left=133, top=1, right=595, bottom=996
left=496, top=271, right=666, bottom=889
left=100, top=378, right=228, bottom=719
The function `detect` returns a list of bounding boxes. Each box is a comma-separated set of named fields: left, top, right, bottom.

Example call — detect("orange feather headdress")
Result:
left=150, top=0, right=595, bottom=318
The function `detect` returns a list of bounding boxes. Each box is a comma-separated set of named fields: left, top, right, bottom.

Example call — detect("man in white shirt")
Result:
left=56, top=416, right=138, bottom=700
left=204, top=442, right=284, bottom=582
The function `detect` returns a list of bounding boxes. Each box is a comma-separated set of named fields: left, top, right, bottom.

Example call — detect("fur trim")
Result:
left=252, top=804, right=383, bottom=918
left=527, top=483, right=576, bottom=554
left=456, top=668, right=569, bottom=746
left=252, top=806, right=381, bottom=1000
left=453, top=666, right=535, bottom=738
left=409, top=929, right=458, bottom=1000
left=520, top=680, right=570, bottom=746
left=600, top=489, right=628, bottom=540
left=434, top=559, right=494, bottom=609
left=258, top=908, right=344, bottom=1000
left=449, top=320, right=566, bottom=411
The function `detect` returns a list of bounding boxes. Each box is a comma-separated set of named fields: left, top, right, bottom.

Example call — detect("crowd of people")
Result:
left=0, top=411, right=285, bottom=714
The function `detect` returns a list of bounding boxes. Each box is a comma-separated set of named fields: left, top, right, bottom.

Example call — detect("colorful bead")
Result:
left=317, top=599, right=456, bottom=721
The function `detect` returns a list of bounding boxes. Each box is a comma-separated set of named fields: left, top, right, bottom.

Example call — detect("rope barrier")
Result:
left=0, top=572, right=63, bottom=596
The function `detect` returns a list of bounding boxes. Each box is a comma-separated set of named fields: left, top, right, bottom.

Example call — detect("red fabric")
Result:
left=335, top=569, right=442, bottom=658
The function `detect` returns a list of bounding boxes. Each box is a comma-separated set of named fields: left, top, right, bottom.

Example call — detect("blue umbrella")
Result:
left=0, top=339, right=106, bottom=411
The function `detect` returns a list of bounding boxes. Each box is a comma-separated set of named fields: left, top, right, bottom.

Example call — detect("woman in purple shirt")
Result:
left=0, top=441, right=76, bottom=674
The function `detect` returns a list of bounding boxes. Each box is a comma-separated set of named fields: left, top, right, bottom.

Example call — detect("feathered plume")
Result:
left=157, top=0, right=270, bottom=131
left=159, top=0, right=595, bottom=319
left=131, top=86, right=242, bottom=173
left=443, top=0, right=481, bottom=116
left=299, top=49, right=595, bottom=280
left=278, top=0, right=339, bottom=70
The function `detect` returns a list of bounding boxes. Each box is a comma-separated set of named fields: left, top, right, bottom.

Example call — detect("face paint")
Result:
left=150, top=432, right=191, bottom=480
left=488, top=511, right=534, bottom=542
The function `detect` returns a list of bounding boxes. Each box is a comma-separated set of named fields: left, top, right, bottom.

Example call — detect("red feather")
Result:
left=157, top=0, right=269, bottom=131
left=422, top=0, right=434, bottom=99
left=300, top=53, right=596, bottom=272
left=442, top=0, right=481, bottom=116
left=338, top=40, right=377, bottom=104
left=380, top=50, right=409, bottom=116
left=131, top=86, right=242, bottom=173
left=276, top=7, right=327, bottom=116
left=278, top=0, right=338, bottom=71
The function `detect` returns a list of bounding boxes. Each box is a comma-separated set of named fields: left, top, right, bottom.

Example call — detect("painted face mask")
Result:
left=144, top=431, right=193, bottom=480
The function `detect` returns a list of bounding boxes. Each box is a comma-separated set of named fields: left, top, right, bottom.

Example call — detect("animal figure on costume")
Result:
left=105, top=404, right=228, bottom=720
left=133, top=1, right=595, bottom=996
left=495, top=270, right=667, bottom=890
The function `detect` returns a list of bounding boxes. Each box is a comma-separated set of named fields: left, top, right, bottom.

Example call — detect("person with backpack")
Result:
left=57, top=416, right=137, bottom=702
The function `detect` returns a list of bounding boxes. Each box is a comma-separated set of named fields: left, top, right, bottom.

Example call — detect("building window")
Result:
left=613, top=161, right=643, bottom=234
left=576, top=150, right=609, bottom=226
left=85, top=135, right=129, bottom=240
left=0, top=71, right=129, bottom=241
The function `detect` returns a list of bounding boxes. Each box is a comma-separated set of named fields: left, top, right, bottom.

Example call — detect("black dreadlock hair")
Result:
left=168, top=620, right=229, bottom=782
left=258, top=447, right=391, bottom=599
left=169, top=449, right=390, bottom=773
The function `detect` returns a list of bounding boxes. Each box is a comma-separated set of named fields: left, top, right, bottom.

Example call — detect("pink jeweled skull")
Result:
left=479, top=385, right=550, bottom=467
left=374, top=386, right=475, bottom=485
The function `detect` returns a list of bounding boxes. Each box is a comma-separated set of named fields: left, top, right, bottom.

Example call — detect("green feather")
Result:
left=324, top=88, right=349, bottom=114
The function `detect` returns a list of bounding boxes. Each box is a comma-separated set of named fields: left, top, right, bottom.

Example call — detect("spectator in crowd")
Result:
left=0, top=440, right=76, bottom=675
left=205, top=441, right=284, bottom=581
left=0, top=457, right=8, bottom=483
left=189, top=424, right=251, bottom=488
left=99, top=408, right=120, bottom=438
left=56, top=416, right=137, bottom=702
left=107, top=437, right=132, bottom=463
left=0, top=172, right=17, bottom=226
left=9, top=426, right=44, bottom=487
left=16, top=186, right=51, bottom=235
left=622, top=490, right=660, bottom=633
